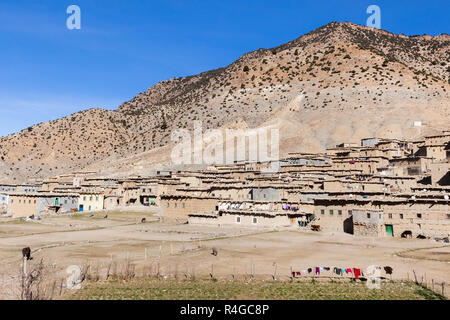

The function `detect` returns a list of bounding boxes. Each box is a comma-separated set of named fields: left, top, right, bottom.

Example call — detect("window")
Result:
left=338, top=210, right=342, bottom=216
left=89, top=196, right=93, bottom=201
left=182, top=203, right=185, bottom=208
left=400, top=214, right=404, bottom=219
left=367, top=213, right=371, bottom=219
left=96, top=196, right=99, bottom=201
left=320, top=209, right=325, bottom=215
left=167, top=202, right=170, bottom=208
left=253, top=217, right=258, bottom=224
left=348, top=210, right=352, bottom=216
left=329, top=209, right=334, bottom=216
left=83, top=196, right=86, bottom=201
left=388, top=213, right=392, bottom=219
left=417, top=213, right=422, bottom=219
left=236, top=216, right=241, bottom=224
left=174, top=202, right=177, bottom=208
left=110, top=199, right=113, bottom=203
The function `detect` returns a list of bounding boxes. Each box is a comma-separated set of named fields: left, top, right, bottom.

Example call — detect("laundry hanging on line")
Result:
left=291, top=265, right=383, bottom=279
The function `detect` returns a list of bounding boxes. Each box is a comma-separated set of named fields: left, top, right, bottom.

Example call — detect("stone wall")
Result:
left=162, top=197, right=219, bottom=218
left=353, top=222, right=382, bottom=237
left=189, top=212, right=293, bottom=228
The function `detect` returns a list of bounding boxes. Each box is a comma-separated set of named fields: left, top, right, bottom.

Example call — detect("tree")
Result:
left=160, top=118, right=167, bottom=130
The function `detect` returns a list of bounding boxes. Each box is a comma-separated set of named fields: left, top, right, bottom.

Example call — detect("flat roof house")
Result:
left=5, top=192, right=78, bottom=218
left=78, top=191, right=104, bottom=212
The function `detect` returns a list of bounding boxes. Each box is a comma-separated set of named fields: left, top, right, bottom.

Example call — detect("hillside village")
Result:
left=0, top=22, right=448, bottom=183
left=3, top=0, right=450, bottom=303
left=1, top=130, right=449, bottom=240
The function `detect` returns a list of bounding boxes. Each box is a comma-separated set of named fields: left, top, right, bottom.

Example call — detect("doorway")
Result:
left=343, top=217, right=354, bottom=234
left=385, top=224, right=394, bottom=237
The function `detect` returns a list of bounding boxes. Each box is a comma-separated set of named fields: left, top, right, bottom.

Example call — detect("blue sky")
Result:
left=0, top=0, right=448, bottom=137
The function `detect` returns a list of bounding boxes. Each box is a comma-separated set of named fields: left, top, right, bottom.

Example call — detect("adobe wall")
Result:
left=162, top=197, right=219, bottom=218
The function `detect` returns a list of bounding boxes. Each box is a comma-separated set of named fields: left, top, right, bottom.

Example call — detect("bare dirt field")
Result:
left=0, top=211, right=449, bottom=299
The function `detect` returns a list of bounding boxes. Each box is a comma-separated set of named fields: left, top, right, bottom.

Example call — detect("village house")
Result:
left=157, top=178, right=187, bottom=197
left=388, top=156, right=433, bottom=176
left=428, top=145, right=447, bottom=161
left=0, top=193, right=9, bottom=215
left=352, top=209, right=385, bottom=237
left=116, top=180, right=141, bottom=205
left=138, top=182, right=158, bottom=206
left=374, top=175, right=417, bottom=192
left=0, top=184, right=41, bottom=193
left=3, top=192, right=78, bottom=218
left=381, top=198, right=449, bottom=238
left=189, top=210, right=298, bottom=228
left=102, top=186, right=122, bottom=210
left=0, top=184, right=17, bottom=192
left=430, top=162, right=450, bottom=186
left=160, top=194, right=219, bottom=219
left=78, top=190, right=104, bottom=212
left=188, top=199, right=314, bottom=228
left=424, top=133, right=450, bottom=147
left=311, top=195, right=450, bottom=238
left=323, top=179, right=387, bottom=193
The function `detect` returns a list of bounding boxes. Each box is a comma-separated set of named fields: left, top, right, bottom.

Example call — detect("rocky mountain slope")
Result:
left=0, top=22, right=449, bottom=182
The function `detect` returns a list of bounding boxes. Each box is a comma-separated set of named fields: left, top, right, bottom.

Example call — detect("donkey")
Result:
left=22, top=247, right=32, bottom=260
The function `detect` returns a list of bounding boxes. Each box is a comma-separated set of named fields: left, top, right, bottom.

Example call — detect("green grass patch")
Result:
left=414, top=284, right=447, bottom=300
left=0, top=218, right=29, bottom=224
left=67, top=279, right=445, bottom=300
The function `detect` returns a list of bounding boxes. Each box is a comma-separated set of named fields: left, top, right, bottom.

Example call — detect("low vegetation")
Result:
left=395, top=245, right=450, bottom=262
left=67, top=278, right=446, bottom=300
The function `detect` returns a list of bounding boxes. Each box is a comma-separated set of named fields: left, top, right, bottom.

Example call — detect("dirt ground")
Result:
left=0, top=210, right=449, bottom=299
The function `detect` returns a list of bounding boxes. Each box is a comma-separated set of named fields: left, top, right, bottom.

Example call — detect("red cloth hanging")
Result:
left=353, top=268, right=361, bottom=279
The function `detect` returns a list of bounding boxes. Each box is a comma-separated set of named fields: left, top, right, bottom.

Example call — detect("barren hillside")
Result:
left=0, top=21, right=449, bottom=182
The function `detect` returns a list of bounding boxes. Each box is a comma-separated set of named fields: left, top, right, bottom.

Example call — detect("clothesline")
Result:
left=291, top=265, right=391, bottom=280
left=282, top=204, right=299, bottom=211
left=292, top=267, right=362, bottom=279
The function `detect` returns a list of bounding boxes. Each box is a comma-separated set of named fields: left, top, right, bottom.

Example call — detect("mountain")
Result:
left=0, top=22, right=449, bottom=182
